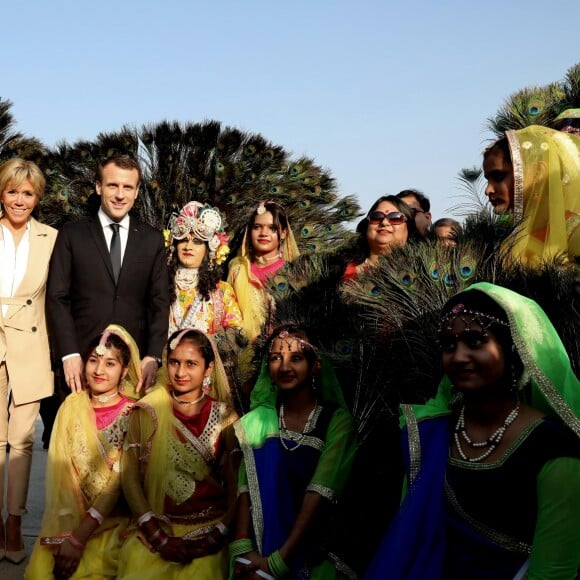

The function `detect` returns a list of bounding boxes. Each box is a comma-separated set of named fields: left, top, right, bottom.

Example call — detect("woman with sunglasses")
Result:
left=343, top=195, right=419, bottom=280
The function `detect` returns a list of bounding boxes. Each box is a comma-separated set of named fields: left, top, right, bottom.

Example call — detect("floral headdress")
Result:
left=166, top=201, right=230, bottom=266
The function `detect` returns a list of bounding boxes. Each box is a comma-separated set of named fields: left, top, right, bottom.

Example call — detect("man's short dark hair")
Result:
left=397, top=189, right=430, bottom=212
left=96, top=153, right=142, bottom=186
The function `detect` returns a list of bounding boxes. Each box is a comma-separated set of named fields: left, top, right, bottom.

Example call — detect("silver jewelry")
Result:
left=92, top=390, right=119, bottom=403
left=175, top=267, right=199, bottom=290
left=278, top=402, right=319, bottom=452
left=454, top=402, right=519, bottom=462
left=256, top=252, right=282, bottom=265
left=171, top=391, right=205, bottom=407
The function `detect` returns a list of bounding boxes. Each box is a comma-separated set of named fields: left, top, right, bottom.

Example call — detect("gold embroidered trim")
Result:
left=234, top=420, right=265, bottom=554
left=174, top=413, right=215, bottom=466
left=507, top=130, right=524, bottom=222
left=445, top=479, right=531, bottom=555
left=306, top=483, right=336, bottom=501
left=402, top=404, right=421, bottom=485
left=182, top=522, right=219, bottom=540
left=135, top=401, right=160, bottom=480
left=491, top=290, right=580, bottom=438
left=328, top=552, right=358, bottom=580
left=280, top=431, right=324, bottom=451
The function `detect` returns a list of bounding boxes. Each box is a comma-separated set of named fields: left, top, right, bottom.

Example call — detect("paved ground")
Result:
left=1, top=418, right=46, bottom=580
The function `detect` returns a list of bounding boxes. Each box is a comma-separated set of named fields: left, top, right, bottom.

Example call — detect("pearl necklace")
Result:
left=171, top=391, right=205, bottom=407
left=256, top=252, right=281, bottom=265
left=92, top=390, right=119, bottom=404
left=454, top=402, right=519, bottom=463
left=279, top=403, right=319, bottom=452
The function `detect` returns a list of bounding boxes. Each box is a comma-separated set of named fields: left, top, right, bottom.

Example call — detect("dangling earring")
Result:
left=270, top=381, right=276, bottom=392
left=202, top=376, right=211, bottom=393
left=311, top=375, right=318, bottom=393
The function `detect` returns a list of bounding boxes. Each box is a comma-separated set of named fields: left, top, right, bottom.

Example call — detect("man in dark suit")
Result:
left=47, top=153, right=169, bottom=393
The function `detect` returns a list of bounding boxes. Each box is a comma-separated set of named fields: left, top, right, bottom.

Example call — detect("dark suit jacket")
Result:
left=46, top=215, right=169, bottom=360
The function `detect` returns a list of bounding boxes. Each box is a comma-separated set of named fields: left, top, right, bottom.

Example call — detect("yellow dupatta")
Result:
left=39, top=324, right=142, bottom=539
left=227, top=221, right=299, bottom=342
left=504, top=126, right=580, bottom=266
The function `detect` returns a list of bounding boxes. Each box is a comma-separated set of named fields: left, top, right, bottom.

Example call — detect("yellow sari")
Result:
left=25, top=324, right=141, bottom=579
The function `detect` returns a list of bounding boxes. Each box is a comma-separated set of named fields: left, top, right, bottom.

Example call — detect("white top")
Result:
left=0, top=221, right=31, bottom=318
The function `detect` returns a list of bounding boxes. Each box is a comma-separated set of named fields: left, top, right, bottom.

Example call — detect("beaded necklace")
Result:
left=454, top=402, right=520, bottom=463
left=278, top=402, right=319, bottom=452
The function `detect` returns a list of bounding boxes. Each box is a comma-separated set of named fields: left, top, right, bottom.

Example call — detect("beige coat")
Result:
left=0, top=217, right=57, bottom=405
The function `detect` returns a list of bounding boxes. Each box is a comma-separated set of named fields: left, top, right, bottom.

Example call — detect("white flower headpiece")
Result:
left=167, top=201, right=230, bottom=265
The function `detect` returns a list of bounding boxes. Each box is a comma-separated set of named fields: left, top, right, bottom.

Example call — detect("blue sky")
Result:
left=4, top=0, right=579, bottom=221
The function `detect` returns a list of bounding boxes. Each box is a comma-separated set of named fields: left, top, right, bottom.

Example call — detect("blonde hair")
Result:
left=0, top=158, right=46, bottom=198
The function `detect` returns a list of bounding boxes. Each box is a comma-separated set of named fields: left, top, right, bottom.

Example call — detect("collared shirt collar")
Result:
left=98, top=207, right=130, bottom=230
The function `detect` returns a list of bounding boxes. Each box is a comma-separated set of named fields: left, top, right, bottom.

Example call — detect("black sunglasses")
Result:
left=368, top=211, right=407, bottom=225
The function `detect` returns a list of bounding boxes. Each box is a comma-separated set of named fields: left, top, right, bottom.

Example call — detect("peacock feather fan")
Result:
left=37, top=119, right=360, bottom=254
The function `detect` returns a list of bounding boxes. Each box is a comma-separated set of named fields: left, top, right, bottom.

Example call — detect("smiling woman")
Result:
left=118, top=328, right=239, bottom=579
left=366, top=283, right=580, bottom=579
left=26, top=324, right=141, bottom=579
left=0, top=158, right=57, bottom=564
left=232, top=324, right=357, bottom=579
left=342, top=194, right=418, bottom=281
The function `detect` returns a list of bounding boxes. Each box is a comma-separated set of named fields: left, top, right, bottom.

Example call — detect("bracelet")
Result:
left=215, top=522, right=228, bottom=536
left=137, top=510, right=155, bottom=527
left=66, top=534, right=86, bottom=551
left=229, top=538, right=254, bottom=557
left=87, top=507, right=104, bottom=525
left=267, top=550, right=289, bottom=579
left=148, top=528, right=169, bottom=552
left=156, top=535, right=169, bottom=551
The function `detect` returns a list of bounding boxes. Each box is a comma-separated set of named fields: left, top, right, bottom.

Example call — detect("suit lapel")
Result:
left=89, top=217, right=116, bottom=283
left=122, top=217, right=141, bottom=273
left=12, top=219, right=52, bottom=297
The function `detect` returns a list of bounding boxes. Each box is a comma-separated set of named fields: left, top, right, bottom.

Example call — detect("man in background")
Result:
left=397, top=189, right=432, bottom=239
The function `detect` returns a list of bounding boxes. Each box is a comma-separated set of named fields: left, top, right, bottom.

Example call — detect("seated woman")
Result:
left=483, top=125, right=580, bottom=266
left=366, top=283, right=580, bottom=579
left=231, top=324, right=357, bottom=579
left=25, top=324, right=142, bottom=579
left=227, top=201, right=299, bottom=344
left=118, top=329, right=239, bottom=579
left=342, top=195, right=419, bottom=281
left=167, top=201, right=243, bottom=340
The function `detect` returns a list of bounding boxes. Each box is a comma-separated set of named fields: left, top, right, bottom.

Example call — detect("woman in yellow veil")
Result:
left=25, top=324, right=141, bottom=579
left=483, top=125, right=580, bottom=266
left=227, top=201, right=299, bottom=390
left=117, top=329, right=239, bottom=579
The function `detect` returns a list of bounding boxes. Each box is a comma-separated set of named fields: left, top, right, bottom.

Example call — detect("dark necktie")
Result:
left=110, top=223, right=121, bottom=283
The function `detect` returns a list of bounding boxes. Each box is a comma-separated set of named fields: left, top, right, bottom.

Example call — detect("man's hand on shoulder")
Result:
left=137, top=356, right=159, bottom=393
left=63, top=355, right=84, bottom=393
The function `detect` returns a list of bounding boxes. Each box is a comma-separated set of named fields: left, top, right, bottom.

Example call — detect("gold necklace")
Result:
left=171, top=391, right=205, bottom=407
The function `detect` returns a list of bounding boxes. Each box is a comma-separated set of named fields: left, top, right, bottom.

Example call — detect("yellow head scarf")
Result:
left=504, top=126, right=580, bottom=266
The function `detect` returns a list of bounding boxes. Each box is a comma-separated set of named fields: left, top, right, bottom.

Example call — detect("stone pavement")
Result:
left=1, top=417, right=46, bottom=580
